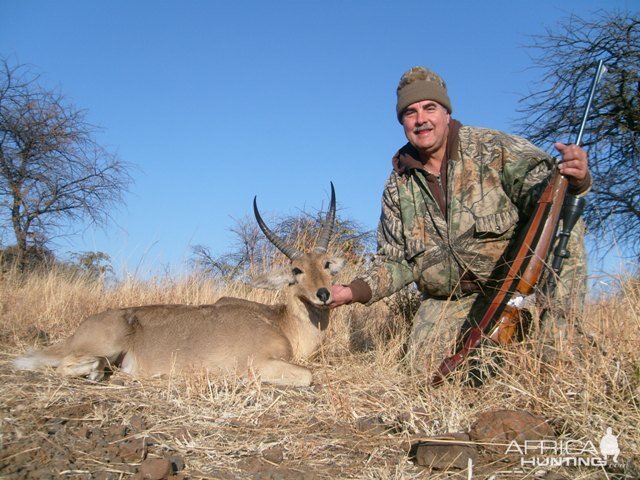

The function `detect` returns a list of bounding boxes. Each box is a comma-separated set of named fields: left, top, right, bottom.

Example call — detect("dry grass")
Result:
left=0, top=265, right=639, bottom=479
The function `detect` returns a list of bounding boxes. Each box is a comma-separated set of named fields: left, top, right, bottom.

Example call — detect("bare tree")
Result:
left=517, top=11, right=640, bottom=257
left=191, top=208, right=375, bottom=281
left=0, top=59, right=131, bottom=268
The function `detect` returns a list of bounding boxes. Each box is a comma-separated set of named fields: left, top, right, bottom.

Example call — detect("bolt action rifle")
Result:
left=432, top=60, right=606, bottom=386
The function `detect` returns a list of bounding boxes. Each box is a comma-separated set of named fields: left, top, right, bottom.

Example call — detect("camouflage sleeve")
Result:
left=356, top=174, right=416, bottom=305
left=499, top=133, right=555, bottom=217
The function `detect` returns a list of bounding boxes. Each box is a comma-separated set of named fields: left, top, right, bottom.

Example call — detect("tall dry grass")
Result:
left=1, top=262, right=638, bottom=479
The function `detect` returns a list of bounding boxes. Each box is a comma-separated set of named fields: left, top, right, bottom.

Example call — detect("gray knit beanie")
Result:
left=396, top=67, right=452, bottom=122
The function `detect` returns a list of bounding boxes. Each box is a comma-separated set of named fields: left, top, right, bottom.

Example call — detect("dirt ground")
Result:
left=4, top=353, right=632, bottom=480
left=0, top=352, right=543, bottom=480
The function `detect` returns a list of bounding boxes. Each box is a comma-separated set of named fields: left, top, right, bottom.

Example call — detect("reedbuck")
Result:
left=13, top=184, right=345, bottom=387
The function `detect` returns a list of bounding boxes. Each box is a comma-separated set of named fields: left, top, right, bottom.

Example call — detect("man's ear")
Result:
left=326, top=257, right=346, bottom=275
left=251, top=270, right=295, bottom=290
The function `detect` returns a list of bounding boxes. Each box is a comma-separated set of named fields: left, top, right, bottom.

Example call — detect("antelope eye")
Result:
left=324, top=261, right=332, bottom=269
left=292, top=267, right=303, bottom=276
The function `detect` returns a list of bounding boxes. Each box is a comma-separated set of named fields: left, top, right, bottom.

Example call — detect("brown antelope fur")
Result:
left=13, top=184, right=344, bottom=387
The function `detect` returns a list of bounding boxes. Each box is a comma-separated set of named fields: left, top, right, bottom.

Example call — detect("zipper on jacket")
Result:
left=434, top=175, right=445, bottom=210
left=423, top=171, right=447, bottom=218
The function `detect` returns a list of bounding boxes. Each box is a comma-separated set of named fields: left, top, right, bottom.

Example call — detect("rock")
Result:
left=262, top=446, right=284, bottom=464
left=168, top=454, right=185, bottom=472
left=118, top=438, right=146, bottom=462
left=355, top=416, right=393, bottom=435
left=469, top=410, right=555, bottom=453
left=237, top=456, right=268, bottom=473
left=138, top=458, right=172, bottom=480
left=413, top=432, right=477, bottom=470
left=106, top=423, right=128, bottom=441
left=128, top=414, right=146, bottom=432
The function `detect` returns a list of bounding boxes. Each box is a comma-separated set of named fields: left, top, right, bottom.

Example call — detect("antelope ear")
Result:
left=251, top=270, right=295, bottom=290
left=326, top=257, right=346, bottom=275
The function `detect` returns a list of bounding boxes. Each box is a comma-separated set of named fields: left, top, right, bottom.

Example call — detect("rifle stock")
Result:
left=432, top=171, right=568, bottom=385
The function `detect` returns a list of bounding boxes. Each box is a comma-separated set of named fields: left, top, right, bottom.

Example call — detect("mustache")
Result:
left=413, top=124, right=433, bottom=133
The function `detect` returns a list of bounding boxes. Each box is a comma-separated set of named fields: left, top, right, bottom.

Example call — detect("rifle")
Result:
left=432, top=60, right=606, bottom=386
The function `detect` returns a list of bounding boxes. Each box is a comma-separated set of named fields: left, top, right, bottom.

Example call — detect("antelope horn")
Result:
left=314, top=182, right=336, bottom=254
left=253, top=196, right=303, bottom=260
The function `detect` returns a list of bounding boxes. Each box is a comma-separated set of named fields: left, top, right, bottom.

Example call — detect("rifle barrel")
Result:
left=575, top=59, right=606, bottom=147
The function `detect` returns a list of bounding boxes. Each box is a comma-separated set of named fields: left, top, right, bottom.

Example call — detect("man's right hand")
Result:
left=330, top=285, right=353, bottom=308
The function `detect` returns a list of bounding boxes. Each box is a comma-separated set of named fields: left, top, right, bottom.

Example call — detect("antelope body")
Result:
left=13, top=185, right=344, bottom=387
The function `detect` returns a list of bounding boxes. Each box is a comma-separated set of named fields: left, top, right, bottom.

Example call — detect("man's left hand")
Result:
left=555, top=142, right=589, bottom=187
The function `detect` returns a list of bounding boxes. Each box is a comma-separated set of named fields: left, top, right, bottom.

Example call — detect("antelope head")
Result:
left=252, top=182, right=345, bottom=307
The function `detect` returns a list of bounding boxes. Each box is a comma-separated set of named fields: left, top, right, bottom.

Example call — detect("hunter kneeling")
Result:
left=330, top=66, right=589, bottom=380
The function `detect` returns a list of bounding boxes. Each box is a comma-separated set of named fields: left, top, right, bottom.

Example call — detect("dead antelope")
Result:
left=13, top=184, right=345, bottom=386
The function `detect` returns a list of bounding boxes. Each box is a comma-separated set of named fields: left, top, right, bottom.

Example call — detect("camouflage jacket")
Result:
left=356, top=124, right=558, bottom=304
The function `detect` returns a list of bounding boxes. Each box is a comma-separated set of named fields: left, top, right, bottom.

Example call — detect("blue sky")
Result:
left=1, top=0, right=636, bottom=281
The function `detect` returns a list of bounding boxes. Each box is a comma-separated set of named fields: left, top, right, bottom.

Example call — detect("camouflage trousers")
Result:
left=405, top=219, right=588, bottom=373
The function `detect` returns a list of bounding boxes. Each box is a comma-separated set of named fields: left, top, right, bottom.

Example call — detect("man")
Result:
left=331, top=67, right=589, bottom=371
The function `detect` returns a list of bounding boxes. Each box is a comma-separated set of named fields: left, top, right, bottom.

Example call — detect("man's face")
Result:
left=401, top=100, right=450, bottom=160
